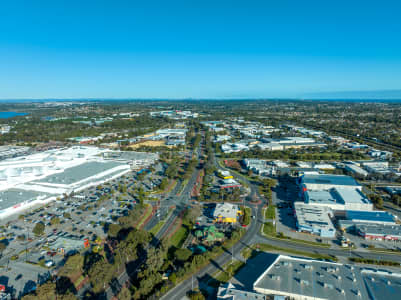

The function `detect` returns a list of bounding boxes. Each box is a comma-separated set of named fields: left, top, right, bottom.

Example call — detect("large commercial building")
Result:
left=300, top=174, right=361, bottom=191
left=304, top=188, right=373, bottom=211
left=0, top=146, right=158, bottom=219
left=298, top=174, right=377, bottom=238
left=253, top=254, right=401, bottom=300
left=294, top=202, right=336, bottom=238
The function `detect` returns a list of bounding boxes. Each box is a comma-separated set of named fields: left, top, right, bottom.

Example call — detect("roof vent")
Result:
left=270, top=275, right=280, bottom=281
left=301, top=280, right=309, bottom=286
left=324, top=283, right=334, bottom=289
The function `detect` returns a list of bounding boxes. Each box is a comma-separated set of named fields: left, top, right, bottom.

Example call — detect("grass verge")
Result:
left=253, top=243, right=337, bottom=261
left=208, top=260, right=245, bottom=288
left=135, top=204, right=152, bottom=229
left=264, top=205, right=276, bottom=219
left=261, top=221, right=330, bottom=248
left=170, top=226, right=189, bottom=248
left=263, top=222, right=276, bottom=236
left=349, top=257, right=401, bottom=267
left=177, top=179, right=189, bottom=195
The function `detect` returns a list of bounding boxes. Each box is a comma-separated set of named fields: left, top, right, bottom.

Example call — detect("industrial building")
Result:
left=253, top=254, right=401, bottom=300
left=294, top=202, right=336, bottom=238
left=243, top=159, right=276, bottom=176
left=221, top=143, right=249, bottom=153
left=256, top=142, right=284, bottom=151
left=344, top=162, right=369, bottom=177
left=303, top=188, right=373, bottom=211
left=213, top=203, right=242, bottom=224
left=345, top=210, right=396, bottom=225
left=214, top=135, right=231, bottom=143
left=300, top=174, right=361, bottom=191
left=338, top=210, right=397, bottom=231
left=150, top=110, right=198, bottom=119
left=362, top=161, right=391, bottom=175
left=384, top=186, right=401, bottom=196
left=355, top=223, right=401, bottom=241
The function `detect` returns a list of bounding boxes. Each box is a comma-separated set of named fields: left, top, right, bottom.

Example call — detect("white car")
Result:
left=45, top=260, right=54, bottom=267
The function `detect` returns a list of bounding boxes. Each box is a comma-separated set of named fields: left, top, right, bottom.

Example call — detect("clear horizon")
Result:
left=0, top=1, right=400, bottom=99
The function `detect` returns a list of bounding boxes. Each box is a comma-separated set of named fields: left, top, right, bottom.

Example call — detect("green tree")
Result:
left=159, top=178, right=169, bottom=191
left=108, top=224, right=122, bottom=238
left=174, top=248, right=192, bottom=262
left=33, top=222, right=45, bottom=236
left=22, top=281, right=77, bottom=300
left=117, top=287, right=131, bottom=300
left=50, top=217, right=60, bottom=226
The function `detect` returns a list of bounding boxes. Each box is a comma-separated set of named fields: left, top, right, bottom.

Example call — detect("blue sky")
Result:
left=1, top=0, right=401, bottom=99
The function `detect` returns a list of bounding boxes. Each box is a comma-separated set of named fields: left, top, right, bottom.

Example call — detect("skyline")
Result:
left=1, top=1, right=401, bottom=99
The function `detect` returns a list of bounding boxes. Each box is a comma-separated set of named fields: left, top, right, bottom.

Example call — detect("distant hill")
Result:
left=302, top=89, right=401, bottom=100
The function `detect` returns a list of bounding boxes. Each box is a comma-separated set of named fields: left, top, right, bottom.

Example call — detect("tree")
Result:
left=169, top=272, right=177, bottom=283
left=0, top=242, right=6, bottom=253
left=174, top=248, right=192, bottom=262
left=63, top=212, right=71, bottom=219
left=22, top=281, right=77, bottom=300
left=108, top=223, right=122, bottom=238
left=117, top=287, right=131, bottom=300
left=58, top=253, right=84, bottom=277
left=33, top=222, right=45, bottom=236
left=159, top=178, right=169, bottom=191
left=17, top=234, right=26, bottom=242
left=187, top=289, right=206, bottom=300
left=50, top=217, right=60, bottom=226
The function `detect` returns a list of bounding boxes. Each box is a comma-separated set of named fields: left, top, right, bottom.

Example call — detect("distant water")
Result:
left=0, top=112, right=27, bottom=119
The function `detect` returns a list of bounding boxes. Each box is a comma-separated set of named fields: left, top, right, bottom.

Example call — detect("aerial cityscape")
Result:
left=1, top=1, right=401, bottom=300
